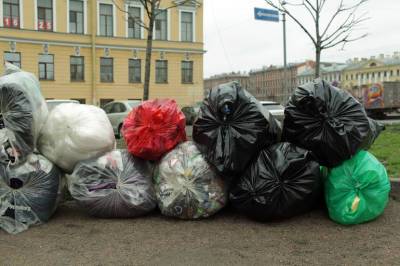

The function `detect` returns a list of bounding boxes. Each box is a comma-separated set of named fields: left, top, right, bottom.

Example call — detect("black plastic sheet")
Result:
left=230, top=142, right=322, bottom=221
left=282, top=79, right=384, bottom=167
left=193, top=81, right=281, bottom=179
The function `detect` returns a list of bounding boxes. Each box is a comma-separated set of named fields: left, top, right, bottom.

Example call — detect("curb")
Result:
left=390, top=178, right=400, bottom=200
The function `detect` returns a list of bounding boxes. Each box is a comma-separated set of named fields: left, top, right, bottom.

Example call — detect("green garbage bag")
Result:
left=325, top=150, right=390, bottom=225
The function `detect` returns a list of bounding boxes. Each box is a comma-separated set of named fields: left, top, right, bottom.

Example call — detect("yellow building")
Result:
left=0, top=0, right=204, bottom=106
left=342, top=53, right=400, bottom=98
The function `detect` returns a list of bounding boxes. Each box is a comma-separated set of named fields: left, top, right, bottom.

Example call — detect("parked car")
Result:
left=181, top=105, right=201, bottom=125
left=259, top=101, right=285, bottom=122
left=46, top=99, right=80, bottom=112
left=102, top=100, right=141, bottom=138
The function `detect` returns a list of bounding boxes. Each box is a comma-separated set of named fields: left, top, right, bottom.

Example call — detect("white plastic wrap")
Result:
left=0, top=63, right=48, bottom=165
left=0, top=154, right=62, bottom=234
left=38, top=103, right=116, bottom=173
left=154, top=141, right=228, bottom=219
left=67, top=150, right=156, bottom=218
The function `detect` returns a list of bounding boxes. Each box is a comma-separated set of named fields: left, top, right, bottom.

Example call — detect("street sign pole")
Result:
left=282, top=12, right=288, bottom=103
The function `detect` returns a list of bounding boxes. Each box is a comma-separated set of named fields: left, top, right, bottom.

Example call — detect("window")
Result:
left=99, top=4, right=113, bottom=36
left=155, top=9, right=167, bottom=40
left=384, top=71, right=387, bottom=77
left=181, top=61, right=193, bottom=83
left=398, top=69, right=400, bottom=76
left=128, top=6, right=141, bottom=38
left=390, top=70, right=393, bottom=76
left=181, top=11, right=193, bottom=42
left=71, top=98, right=86, bottom=104
left=4, top=52, right=21, bottom=68
left=37, top=0, right=53, bottom=31
left=38, top=54, right=54, bottom=80
left=3, top=0, right=20, bottom=28
left=129, top=59, right=141, bottom=83
left=70, top=56, right=84, bottom=81
left=69, top=0, right=84, bottom=34
left=155, top=60, right=168, bottom=83
left=101, top=99, right=114, bottom=108
left=100, top=57, right=113, bottom=82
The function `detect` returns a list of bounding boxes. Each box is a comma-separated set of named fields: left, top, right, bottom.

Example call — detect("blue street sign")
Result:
left=254, top=7, right=279, bottom=22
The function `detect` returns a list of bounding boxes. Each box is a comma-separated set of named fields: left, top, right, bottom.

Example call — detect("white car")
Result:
left=259, top=101, right=285, bottom=122
left=46, top=99, right=80, bottom=112
left=102, top=100, right=142, bottom=138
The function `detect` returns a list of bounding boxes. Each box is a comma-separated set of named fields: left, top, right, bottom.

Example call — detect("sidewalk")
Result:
left=1, top=197, right=399, bottom=265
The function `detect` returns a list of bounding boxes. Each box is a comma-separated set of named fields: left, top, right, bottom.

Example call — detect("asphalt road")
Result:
left=1, top=196, right=399, bottom=265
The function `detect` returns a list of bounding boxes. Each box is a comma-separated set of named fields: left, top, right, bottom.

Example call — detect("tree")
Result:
left=265, top=0, right=369, bottom=78
left=113, top=0, right=200, bottom=100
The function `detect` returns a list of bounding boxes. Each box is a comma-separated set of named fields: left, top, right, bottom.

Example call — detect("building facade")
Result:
left=342, top=53, right=400, bottom=98
left=297, top=62, right=347, bottom=87
left=0, top=0, right=204, bottom=106
left=248, top=64, right=298, bottom=104
left=203, top=72, right=249, bottom=96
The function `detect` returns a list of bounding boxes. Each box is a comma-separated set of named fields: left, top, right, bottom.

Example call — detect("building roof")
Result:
left=344, top=56, right=400, bottom=71
left=297, top=63, right=347, bottom=77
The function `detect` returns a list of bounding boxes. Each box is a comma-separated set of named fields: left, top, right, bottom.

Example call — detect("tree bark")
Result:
left=315, top=47, right=321, bottom=78
left=143, top=1, right=156, bottom=101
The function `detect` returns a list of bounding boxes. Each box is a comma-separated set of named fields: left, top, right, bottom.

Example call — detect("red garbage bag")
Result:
left=122, top=99, right=187, bottom=160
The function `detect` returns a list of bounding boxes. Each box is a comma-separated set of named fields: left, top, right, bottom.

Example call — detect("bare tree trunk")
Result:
left=143, top=1, right=156, bottom=101
left=315, top=47, right=321, bottom=78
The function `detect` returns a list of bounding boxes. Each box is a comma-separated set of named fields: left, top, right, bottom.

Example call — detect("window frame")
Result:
left=127, top=6, right=142, bottom=39
left=99, top=3, right=113, bottom=37
left=180, top=11, right=194, bottom=42
left=129, top=58, right=141, bottom=83
left=37, top=0, right=53, bottom=31
left=4, top=51, right=21, bottom=68
left=154, top=9, right=168, bottom=41
left=70, top=56, right=85, bottom=82
left=155, top=60, right=168, bottom=84
left=38, top=53, right=55, bottom=81
left=181, top=60, right=193, bottom=84
left=100, top=57, right=114, bottom=83
left=3, top=0, right=20, bottom=29
left=69, top=0, right=84, bottom=34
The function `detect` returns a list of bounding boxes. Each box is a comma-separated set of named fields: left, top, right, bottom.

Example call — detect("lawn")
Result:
left=369, top=124, right=400, bottom=179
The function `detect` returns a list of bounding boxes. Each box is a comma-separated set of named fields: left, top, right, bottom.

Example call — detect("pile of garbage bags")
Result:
left=0, top=63, right=392, bottom=233
left=154, top=141, right=227, bottom=219
left=68, top=150, right=156, bottom=218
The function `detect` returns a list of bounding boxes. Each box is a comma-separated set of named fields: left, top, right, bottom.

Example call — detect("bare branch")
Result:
left=112, top=0, right=150, bottom=30
left=323, top=33, right=367, bottom=50
left=302, top=1, right=316, bottom=22
left=265, top=0, right=317, bottom=45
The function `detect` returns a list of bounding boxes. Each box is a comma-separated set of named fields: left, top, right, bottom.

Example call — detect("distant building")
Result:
left=297, top=62, right=347, bottom=87
left=342, top=52, right=400, bottom=98
left=204, top=72, right=250, bottom=96
left=248, top=62, right=307, bottom=104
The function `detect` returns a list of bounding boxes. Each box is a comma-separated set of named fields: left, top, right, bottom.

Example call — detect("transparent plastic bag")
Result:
left=0, top=63, right=48, bottom=165
left=0, top=154, right=62, bottom=234
left=38, top=103, right=116, bottom=173
left=154, top=141, right=228, bottom=219
left=67, top=150, right=156, bottom=218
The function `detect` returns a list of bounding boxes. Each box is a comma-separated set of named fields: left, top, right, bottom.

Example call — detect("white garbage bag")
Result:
left=0, top=154, right=62, bottom=234
left=38, top=103, right=116, bottom=173
left=154, top=141, right=228, bottom=219
left=67, top=150, right=156, bottom=218
left=0, top=63, right=48, bottom=165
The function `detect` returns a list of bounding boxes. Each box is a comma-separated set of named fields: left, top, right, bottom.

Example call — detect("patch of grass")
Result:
left=370, top=124, right=400, bottom=179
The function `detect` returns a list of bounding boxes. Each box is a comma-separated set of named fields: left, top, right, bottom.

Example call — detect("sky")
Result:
left=203, top=0, right=400, bottom=78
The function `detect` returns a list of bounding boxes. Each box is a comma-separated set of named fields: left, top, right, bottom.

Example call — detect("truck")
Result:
left=361, top=81, right=400, bottom=118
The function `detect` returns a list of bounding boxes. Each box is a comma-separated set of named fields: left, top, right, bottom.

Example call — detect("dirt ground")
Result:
left=1, top=196, right=399, bottom=266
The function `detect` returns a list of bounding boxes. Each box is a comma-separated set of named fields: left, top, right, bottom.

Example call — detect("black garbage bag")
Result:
left=0, top=154, right=62, bottom=234
left=230, top=142, right=322, bottom=221
left=68, top=150, right=157, bottom=218
left=193, top=81, right=281, bottom=179
left=282, top=79, right=384, bottom=167
left=0, top=63, right=48, bottom=165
